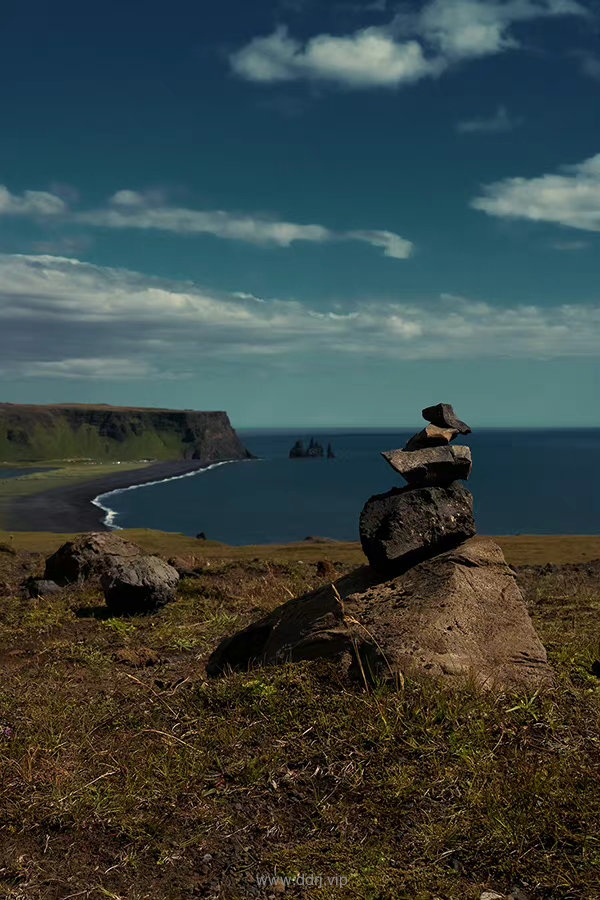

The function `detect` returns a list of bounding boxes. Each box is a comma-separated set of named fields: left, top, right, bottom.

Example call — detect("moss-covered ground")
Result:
left=0, top=532, right=599, bottom=899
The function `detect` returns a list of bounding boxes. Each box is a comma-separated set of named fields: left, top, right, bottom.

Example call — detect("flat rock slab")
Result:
left=422, top=403, right=471, bottom=434
left=404, top=424, right=459, bottom=451
left=101, top=555, right=180, bottom=615
left=44, top=532, right=142, bottom=585
left=207, top=537, right=552, bottom=692
left=360, top=482, right=476, bottom=572
left=382, top=445, right=472, bottom=486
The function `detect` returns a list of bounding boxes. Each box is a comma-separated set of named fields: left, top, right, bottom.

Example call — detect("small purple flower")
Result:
left=1, top=724, right=13, bottom=739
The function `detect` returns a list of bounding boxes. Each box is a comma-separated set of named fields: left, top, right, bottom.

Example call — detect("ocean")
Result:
left=93, top=429, right=600, bottom=543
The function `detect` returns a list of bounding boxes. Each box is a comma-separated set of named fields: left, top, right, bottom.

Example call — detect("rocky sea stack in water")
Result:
left=289, top=438, right=335, bottom=459
left=208, top=403, right=552, bottom=691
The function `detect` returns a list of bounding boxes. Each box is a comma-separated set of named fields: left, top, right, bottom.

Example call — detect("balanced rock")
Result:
left=207, top=537, right=552, bottom=691
left=360, top=482, right=475, bottom=572
left=423, top=403, right=471, bottom=435
left=382, top=445, right=472, bottom=486
left=44, top=532, right=142, bottom=585
left=404, top=423, right=459, bottom=451
left=100, top=555, right=180, bottom=615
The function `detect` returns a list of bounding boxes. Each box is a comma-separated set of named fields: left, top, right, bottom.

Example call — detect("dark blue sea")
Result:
left=92, top=429, right=600, bottom=543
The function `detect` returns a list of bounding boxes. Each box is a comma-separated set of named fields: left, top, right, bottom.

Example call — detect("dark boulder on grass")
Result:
left=359, top=482, right=476, bottom=573
left=207, top=537, right=552, bottom=691
left=25, top=578, right=62, bottom=598
left=381, top=445, right=472, bottom=486
left=100, top=555, right=179, bottom=615
left=422, top=403, right=471, bottom=435
left=44, top=532, right=142, bottom=585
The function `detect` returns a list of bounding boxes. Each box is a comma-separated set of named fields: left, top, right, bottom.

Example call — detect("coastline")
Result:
left=3, top=459, right=235, bottom=533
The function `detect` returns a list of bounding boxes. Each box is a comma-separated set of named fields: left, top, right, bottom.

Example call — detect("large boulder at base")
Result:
left=382, top=445, right=472, bottom=486
left=44, top=532, right=142, bottom=585
left=207, top=537, right=552, bottom=691
left=100, top=555, right=180, bottom=615
left=404, top=424, right=459, bottom=451
left=422, top=403, right=471, bottom=435
left=360, top=482, right=476, bottom=572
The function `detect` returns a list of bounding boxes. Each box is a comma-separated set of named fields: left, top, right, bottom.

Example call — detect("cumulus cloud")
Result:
left=230, top=26, right=442, bottom=87
left=413, top=0, right=588, bottom=60
left=456, top=105, right=522, bottom=133
left=472, top=152, right=600, bottom=231
left=230, top=0, right=589, bottom=89
left=0, top=186, right=66, bottom=217
left=74, top=190, right=414, bottom=258
left=0, top=255, right=598, bottom=382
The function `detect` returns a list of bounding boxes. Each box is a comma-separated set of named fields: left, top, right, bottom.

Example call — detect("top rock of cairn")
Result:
left=382, top=402, right=472, bottom=486
left=422, top=402, right=471, bottom=435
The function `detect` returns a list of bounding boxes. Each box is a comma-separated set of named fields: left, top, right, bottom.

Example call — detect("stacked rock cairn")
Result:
left=207, top=402, right=552, bottom=690
left=360, top=402, right=475, bottom=572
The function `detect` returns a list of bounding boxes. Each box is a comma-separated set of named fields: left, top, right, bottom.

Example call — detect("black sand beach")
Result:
left=4, top=460, right=215, bottom=533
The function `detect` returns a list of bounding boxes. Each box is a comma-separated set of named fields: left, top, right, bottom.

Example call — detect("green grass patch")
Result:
left=0, top=534, right=599, bottom=898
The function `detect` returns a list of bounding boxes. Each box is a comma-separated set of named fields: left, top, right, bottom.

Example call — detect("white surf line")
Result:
left=91, top=459, right=242, bottom=531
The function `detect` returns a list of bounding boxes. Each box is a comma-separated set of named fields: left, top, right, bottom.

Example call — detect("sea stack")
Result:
left=208, top=403, right=552, bottom=691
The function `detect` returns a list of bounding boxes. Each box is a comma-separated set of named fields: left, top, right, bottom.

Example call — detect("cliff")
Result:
left=0, top=403, right=250, bottom=463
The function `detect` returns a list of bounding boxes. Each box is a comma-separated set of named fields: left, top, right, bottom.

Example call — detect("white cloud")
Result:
left=0, top=186, right=66, bottom=217
left=415, top=0, right=588, bottom=60
left=230, top=26, right=442, bottom=88
left=230, top=0, right=589, bottom=89
left=348, top=229, right=414, bottom=259
left=0, top=255, right=598, bottom=384
left=0, top=182, right=414, bottom=260
left=456, top=105, right=522, bottom=133
left=472, top=152, right=600, bottom=231
left=22, top=358, right=154, bottom=379
left=74, top=190, right=414, bottom=258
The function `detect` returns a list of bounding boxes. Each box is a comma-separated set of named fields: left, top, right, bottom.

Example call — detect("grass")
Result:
left=0, top=533, right=599, bottom=898
left=2, top=528, right=600, bottom=566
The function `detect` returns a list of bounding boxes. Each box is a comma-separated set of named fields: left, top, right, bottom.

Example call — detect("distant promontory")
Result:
left=0, top=403, right=251, bottom=463
left=289, top=438, right=335, bottom=459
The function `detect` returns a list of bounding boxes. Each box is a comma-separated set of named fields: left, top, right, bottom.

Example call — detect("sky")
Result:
left=0, top=0, right=599, bottom=428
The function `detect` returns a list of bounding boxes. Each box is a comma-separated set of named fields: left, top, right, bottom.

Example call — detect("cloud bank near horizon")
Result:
left=0, top=254, right=598, bottom=382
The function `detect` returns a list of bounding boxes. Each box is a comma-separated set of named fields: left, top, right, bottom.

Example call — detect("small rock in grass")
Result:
left=101, top=555, right=179, bottom=615
left=25, top=578, right=62, bottom=598
left=45, top=532, right=142, bottom=585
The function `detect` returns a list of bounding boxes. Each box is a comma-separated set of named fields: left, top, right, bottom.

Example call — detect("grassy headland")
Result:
left=0, top=404, right=247, bottom=464
left=0, top=530, right=599, bottom=898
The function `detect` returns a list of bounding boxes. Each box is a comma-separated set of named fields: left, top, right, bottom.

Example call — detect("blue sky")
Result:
left=0, top=0, right=599, bottom=427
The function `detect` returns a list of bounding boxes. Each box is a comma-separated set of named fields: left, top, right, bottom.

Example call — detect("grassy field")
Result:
left=2, top=527, right=600, bottom=566
left=0, top=532, right=599, bottom=899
